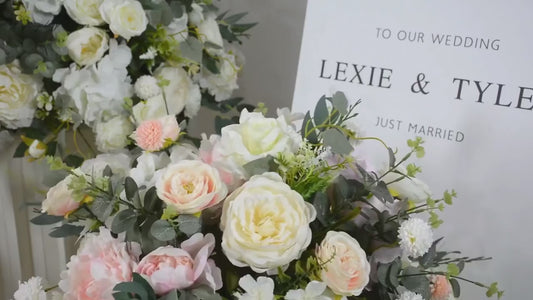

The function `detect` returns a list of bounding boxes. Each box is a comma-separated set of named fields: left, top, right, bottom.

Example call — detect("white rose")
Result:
left=156, top=160, right=228, bottom=214
left=316, top=231, right=370, bottom=297
left=94, top=115, right=133, bottom=152
left=382, top=164, right=431, bottom=203
left=209, top=109, right=302, bottom=180
left=66, top=27, right=109, bottom=66
left=0, top=61, right=42, bottom=129
left=198, top=52, right=239, bottom=101
left=131, top=94, right=167, bottom=124
left=154, top=65, right=201, bottom=117
left=198, top=13, right=223, bottom=47
left=42, top=175, right=80, bottom=216
left=64, top=0, right=105, bottom=25
left=220, top=173, right=316, bottom=273
left=99, top=0, right=148, bottom=40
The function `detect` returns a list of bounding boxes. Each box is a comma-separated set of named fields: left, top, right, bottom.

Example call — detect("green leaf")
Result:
left=371, top=181, right=394, bottom=203
left=401, top=267, right=430, bottom=299
left=143, top=186, right=160, bottom=212
left=387, top=147, right=396, bottom=169
left=124, top=177, right=138, bottom=202
left=103, top=165, right=113, bottom=177
left=30, top=213, right=64, bottom=225
left=388, top=259, right=400, bottom=287
left=301, top=111, right=318, bottom=144
left=447, top=263, right=460, bottom=277
left=177, top=214, right=201, bottom=236
left=13, top=142, right=28, bottom=158
left=180, top=37, right=203, bottom=63
left=331, top=91, right=348, bottom=115
left=111, top=209, right=138, bottom=233
left=321, top=128, right=353, bottom=155
left=242, top=156, right=276, bottom=177
left=159, top=290, right=179, bottom=300
left=313, top=95, right=328, bottom=126
left=63, top=154, right=84, bottom=168
left=312, top=192, right=330, bottom=226
left=91, top=197, right=114, bottom=221
left=450, top=278, right=460, bottom=298
left=150, top=219, right=176, bottom=241
left=114, top=281, right=148, bottom=300
left=214, top=116, right=235, bottom=134
left=203, top=51, right=219, bottom=74
left=49, top=224, right=84, bottom=238
left=224, top=12, right=248, bottom=24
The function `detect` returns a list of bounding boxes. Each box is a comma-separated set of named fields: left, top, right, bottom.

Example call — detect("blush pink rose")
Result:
left=132, top=115, right=180, bottom=151
left=136, top=233, right=222, bottom=295
left=41, top=175, right=80, bottom=216
left=430, top=275, right=453, bottom=300
left=156, top=160, right=228, bottom=214
left=199, top=133, right=243, bottom=191
left=59, top=227, right=141, bottom=300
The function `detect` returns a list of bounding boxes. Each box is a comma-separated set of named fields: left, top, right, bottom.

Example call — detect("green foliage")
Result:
left=218, top=11, right=256, bottom=44
left=113, top=273, right=157, bottom=300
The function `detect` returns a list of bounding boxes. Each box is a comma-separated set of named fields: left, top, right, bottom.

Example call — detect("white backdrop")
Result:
left=293, top=0, right=532, bottom=299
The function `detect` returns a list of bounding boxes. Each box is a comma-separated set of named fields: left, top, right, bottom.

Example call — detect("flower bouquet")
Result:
left=13, top=91, right=504, bottom=300
left=0, top=0, right=254, bottom=159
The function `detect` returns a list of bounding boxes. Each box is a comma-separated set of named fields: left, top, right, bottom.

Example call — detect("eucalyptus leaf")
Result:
left=159, top=290, right=179, bottom=300
left=150, top=219, right=176, bottom=241
left=371, top=181, right=394, bottom=203
left=124, top=177, right=139, bottom=202
left=313, top=95, right=328, bottom=126
left=401, top=267, right=430, bottom=299
left=180, top=37, right=203, bottom=63
left=30, top=213, right=64, bottom=225
left=242, top=156, right=276, bottom=177
left=113, top=281, right=148, bottom=300
left=331, top=91, right=349, bottom=115
left=143, top=186, right=160, bottom=212
left=321, top=128, right=353, bottom=155
left=224, top=12, right=248, bottom=24
left=49, top=224, right=84, bottom=238
left=91, top=197, right=114, bottom=221
left=203, top=51, right=220, bottom=74
left=312, top=192, right=330, bottom=226
left=111, top=209, right=138, bottom=233
left=177, top=214, right=201, bottom=236
left=450, top=278, right=461, bottom=298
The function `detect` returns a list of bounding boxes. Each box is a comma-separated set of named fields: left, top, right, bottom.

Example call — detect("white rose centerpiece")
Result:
left=220, top=172, right=316, bottom=273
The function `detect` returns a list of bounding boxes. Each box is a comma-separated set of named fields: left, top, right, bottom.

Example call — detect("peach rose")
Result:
left=132, top=115, right=180, bottom=151
left=316, top=231, right=370, bottom=297
left=59, top=227, right=141, bottom=300
left=156, top=160, right=228, bottom=214
left=430, top=275, right=453, bottom=300
left=136, top=233, right=222, bottom=295
left=41, top=175, right=80, bottom=216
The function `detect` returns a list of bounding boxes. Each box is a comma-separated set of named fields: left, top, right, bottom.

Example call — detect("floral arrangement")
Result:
left=0, top=0, right=254, bottom=160
left=12, top=90, right=504, bottom=300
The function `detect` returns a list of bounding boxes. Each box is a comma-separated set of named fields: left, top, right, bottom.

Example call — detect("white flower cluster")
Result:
left=398, top=217, right=434, bottom=258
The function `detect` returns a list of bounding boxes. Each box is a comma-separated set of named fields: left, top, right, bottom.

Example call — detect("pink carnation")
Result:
left=59, top=228, right=141, bottom=300
left=430, top=275, right=453, bottom=300
left=132, top=115, right=180, bottom=151
left=136, top=233, right=222, bottom=295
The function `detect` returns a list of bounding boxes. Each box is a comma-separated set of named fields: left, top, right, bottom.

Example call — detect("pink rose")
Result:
left=136, top=233, right=222, bottom=295
left=430, top=275, right=453, bottom=300
left=316, top=231, right=370, bottom=297
left=59, top=227, right=141, bottom=300
left=132, top=115, right=180, bottom=151
left=199, top=133, right=243, bottom=191
left=41, top=175, right=80, bottom=216
left=156, top=160, right=228, bottom=214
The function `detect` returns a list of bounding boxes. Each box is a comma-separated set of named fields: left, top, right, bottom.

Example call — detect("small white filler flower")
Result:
left=134, top=75, right=161, bottom=100
left=398, top=217, right=434, bottom=258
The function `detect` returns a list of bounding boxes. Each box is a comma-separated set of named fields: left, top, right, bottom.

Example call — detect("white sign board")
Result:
left=293, top=1, right=532, bottom=298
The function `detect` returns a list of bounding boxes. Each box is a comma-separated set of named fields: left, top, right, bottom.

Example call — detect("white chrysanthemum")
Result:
left=12, top=276, right=47, bottom=300
left=134, top=75, right=161, bottom=99
left=398, top=217, right=433, bottom=258
left=397, top=290, right=424, bottom=300
left=234, top=275, right=275, bottom=300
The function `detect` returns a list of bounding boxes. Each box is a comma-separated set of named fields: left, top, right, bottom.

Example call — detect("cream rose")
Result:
left=94, top=115, right=134, bottom=152
left=64, top=0, right=105, bottom=25
left=220, top=173, right=316, bottom=273
left=154, top=65, right=201, bottom=117
left=156, top=160, right=228, bottom=214
left=66, top=27, right=109, bottom=66
left=99, top=0, right=148, bottom=40
left=41, top=175, right=80, bottom=216
left=0, top=61, right=42, bottom=129
left=316, top=231, right=370, bottom=297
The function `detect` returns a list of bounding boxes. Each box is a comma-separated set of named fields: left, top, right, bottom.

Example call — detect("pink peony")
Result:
left=132, top=115, right=180, bottom=151
left=136, top=233, right=222, bottom=295
left=430, top=275, right=453, bottom=300
left=59, top=227, right=141, bottom=300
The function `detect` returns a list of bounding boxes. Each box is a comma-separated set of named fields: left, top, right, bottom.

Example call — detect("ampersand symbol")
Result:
left=410, top=73, right=430, bottom=94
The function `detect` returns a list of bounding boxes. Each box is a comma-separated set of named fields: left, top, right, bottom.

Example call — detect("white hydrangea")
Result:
left=234, top=275, right=275, bottom=300
left=12, top=276, right=47, bottom=300
left=134, top=75, right=161, bottom=99
left=397, top=290, right=424, bottom=300
left=398, top=217, right=434, bottom=258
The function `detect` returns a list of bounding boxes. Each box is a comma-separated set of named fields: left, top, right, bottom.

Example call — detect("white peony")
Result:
left=205, top=109, right=301, bottom=180
left=99, top=0, right=148, bottom=40
left=94, top=115, right=133, bottom=152
left=131, top=94, right=167, bottom=124
left=64, top=0, right=105, bottom=25
left=53, top=39, right=133, bottom=126
left=154, top=65, right=201, bottom=118
left=134, top=75, right=161, bottom=100
left=66, top=27, right=109, bottom=66
left=21, top=0, right=62, bottom=25
left=12, top=276, right=47, bottom=300
left=234, top=275, right=275, bottom=300
left=397, top=290, right=424, bottom=300
left=398, top=217, right=434, bottom=258
left=382, top=164, right=431, bottom=203
left=286, top=281, right=344, bottom=300
left=0, top=61, right=42, bottom=129
left=220, top=173, right=316, bottom=273
left=197, top=13, right=223, bottom=47
left=198, top=52, right=239, bottom=101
